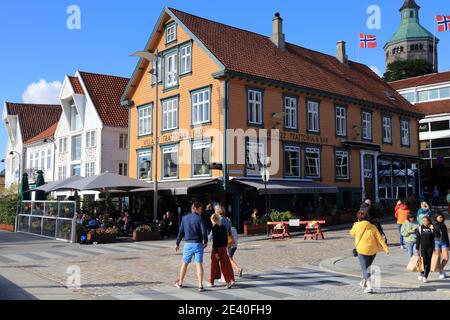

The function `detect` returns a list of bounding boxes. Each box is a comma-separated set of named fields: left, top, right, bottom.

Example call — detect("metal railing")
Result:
left=17, top=201, right=77, bottom=243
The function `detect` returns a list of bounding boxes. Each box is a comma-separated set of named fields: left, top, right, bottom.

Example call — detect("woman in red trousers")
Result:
left=208, top=214, right=235, bottom=288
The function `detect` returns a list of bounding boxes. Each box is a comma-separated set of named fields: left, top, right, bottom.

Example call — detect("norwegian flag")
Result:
left=359, top=34, right=377, bottom=48
left=437, top=15, right=450, bottom=32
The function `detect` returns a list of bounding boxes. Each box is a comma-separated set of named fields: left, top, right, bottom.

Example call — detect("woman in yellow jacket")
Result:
left=350, top=210, right=389, bottom=293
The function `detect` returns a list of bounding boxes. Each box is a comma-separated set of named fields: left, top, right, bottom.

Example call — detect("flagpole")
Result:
left=433, top=16, right=436, bottom=71
left=357, top=34, right=360, bottom=63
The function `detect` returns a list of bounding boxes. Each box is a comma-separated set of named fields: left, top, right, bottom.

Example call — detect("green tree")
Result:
left=0, top=185, right=19, bottom=225
left=383, top=59, right=435, bottom=82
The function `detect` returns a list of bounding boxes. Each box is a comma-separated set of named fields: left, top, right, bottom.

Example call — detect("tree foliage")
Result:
left=383, top=59, right=435, bottom=82
left=0, top=185, right=19, bottom=225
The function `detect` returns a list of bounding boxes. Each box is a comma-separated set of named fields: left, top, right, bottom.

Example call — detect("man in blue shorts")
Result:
left=175, top=202, right=208, bottom=291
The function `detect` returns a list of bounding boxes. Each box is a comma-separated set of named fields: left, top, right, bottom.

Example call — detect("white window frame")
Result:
left=47, top=149, right=51, bottom=170
left=85, top=162, right=95, bottom=177
left=164, top=51, right=178, bottom=88
left=29, top=153, right=33, bottom=170
left=247, top=89, right=263, bottom=125
left=34, top=151, right=39, bottom=168
left=71, top=164, right=81, bottom=177
left=382, top=116, right=392, bottom=144
left=162, top=145, right=179, bottom=179
left=335, top=150, right=349, bottom=179
left=284, top=96, right=298, bottom=130
left=40, top=150, right=45, bottom=169
left=192, top=88, right=211, bottom=125
left=305, top=147, right=321, bottom=178
left=245, top=141, right=265, bottom=176
left=137, top=149, right=152, bottom=180
left=307, top=100, right=320, bottom=133
left=192, top=141, right=212, bottom=177
left=70, top=104, right=82, bottom=132
left=58, top=166, right=67, bottom=180
left=362, top=111, right=372, bottom=140
left=401, top=119, right=410, bottom=146
left=162, top=98, right=178, bottom=131
left=180, top=43, right=192, bottom=75
left=138, top=104, right=153, bottom=136
left=151, top=57, right=162, bottom=85
left=85, top=131, right=96, bottom=149
left=165, top=23, right=177, bottom=44
left=71, top=135, right=82, bottom=161
left=284, top=145, right=301, bottom=178
left=335, top=106, right=347, bottom=136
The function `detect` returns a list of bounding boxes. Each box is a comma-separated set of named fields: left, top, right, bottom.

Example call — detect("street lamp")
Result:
left=131, top=50, right=160, bottom=222
left=44, top=138, right=57, bottom=182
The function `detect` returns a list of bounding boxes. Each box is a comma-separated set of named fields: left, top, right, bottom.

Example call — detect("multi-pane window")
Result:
left=138, top=104, right=152, bottom=136
left=166, top=23, right=176, bottom=43
left=335, top=150, right=349, bottom=179
left=192, top=88, right=210, bottom=125
left=307, top=100, right=320, bottom=132
left=137, top=149, right=152, bottom=180
left=245, top=141, right=265, bottom=176
left=335, top=106, right=347, bottom=136
left=162, top=98, right=178, bottom=131
left=85, top=131, right=96, bottom=148
left=29, top=153, right=33, bottom=169
left=164, top=51, right=178, bottom=88
left=382, top=116, right=392, bottom=144
left=284, top=145, right=300, bottom=178
left=34, top=151, right=39, bottom=168
left=71, top=165, right=81, bottom=177
left=305, top=147, right=321, bottom=178
left=118, top=162, right=128, bottom=176
left=162, top=145, right=178, bottom=179
left=284, top=96, right=298, bottom=129
left=362, top=111, right=372, bottom=140
left=58, top=166, right=67, bottom=180
left=151, top=57, right=162, bottom=84
left=85, top=162, right=95, bottom=177
left=47, top=149, right=51, bottom=169
left=70, top=105, right=82, bottom=132
left=119, top=133, right=128, bottom=149
left=401, top=119, right=410, bottom=146
left=40, top=150, right=45, bottom=169
left=59, top=138, right=68, bottom=154
left=247, top=89, right=263, bottom=125
left=192, top=141, right=211, bottom=176
left=71, top=135, right=82, bottom=161
left=180, top=44, right=192, bottom=75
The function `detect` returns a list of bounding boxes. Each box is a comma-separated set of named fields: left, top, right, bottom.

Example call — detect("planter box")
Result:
left=339, top=213, right=356, bottom=224
left=133, top=231, right=161, bottom=242
left=0, top=224, right=14, bottom=232
left=243, top=223, right=267, bottom=236
left=87, top=233, right=116, bottom=244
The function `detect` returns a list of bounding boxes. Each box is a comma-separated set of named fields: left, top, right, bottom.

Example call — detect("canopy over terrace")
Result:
left=130, top=178, right=220, bottom=195
left=30, top=176, right=83, bottom=193
left=230, top=179, right=338, bottom=195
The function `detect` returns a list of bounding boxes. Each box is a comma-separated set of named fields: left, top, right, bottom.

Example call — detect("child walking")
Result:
left=416, top=216, right=435, bottom=283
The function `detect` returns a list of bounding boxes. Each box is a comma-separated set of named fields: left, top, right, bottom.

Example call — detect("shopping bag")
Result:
left=407, top=255, right=424, bottom=272
left=431, top=253, right=441, bottom=272
left=227, top=234, right=235, bottom=248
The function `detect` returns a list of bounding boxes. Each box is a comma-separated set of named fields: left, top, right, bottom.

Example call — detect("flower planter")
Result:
left=87, top=233, right=116, bottom=244
left=0, top=224, right=14, bottom=232
left=132, top=231, right=161, bottom=242
left=243, top=223, right=267, bottom=236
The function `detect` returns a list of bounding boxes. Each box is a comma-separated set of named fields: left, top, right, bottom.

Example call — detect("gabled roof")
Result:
left=77, top=72, right=129, bottom=127
left=166, top=8, right=419, bottom=115
left=69, top=76, right=85, bottom=94
left=415, top=100, right=450, bottom=116
left=5, top=103, right=62, bottom=143
left=25, top=122, right=58, bottom=144
left=390, top=71, right=450, bottom=90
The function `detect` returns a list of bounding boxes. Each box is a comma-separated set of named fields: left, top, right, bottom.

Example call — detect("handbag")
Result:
left=353, top=229, right=366, bottom=257
left=227, top=234, right=235, bottom=248
left=431, top=253, right=441, bottom=272
left=407, top=255, right=424, bottom=272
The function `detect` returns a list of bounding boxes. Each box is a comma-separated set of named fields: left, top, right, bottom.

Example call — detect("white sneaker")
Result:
left=422, top=278, right=428, bottom=283
left=364, top=287, right=374, bottom=294
left=439, top=273, right=446, bottom=279
left=418, top=275, right=423, bottom=281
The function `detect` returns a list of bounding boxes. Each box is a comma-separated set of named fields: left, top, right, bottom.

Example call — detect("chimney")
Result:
left=270, top=12, right=285, bottom=49
left=336, top=40, right=348, bottom=65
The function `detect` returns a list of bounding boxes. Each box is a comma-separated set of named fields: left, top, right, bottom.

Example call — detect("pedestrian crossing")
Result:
left=0, top=242, right=171, bottom=265
left=102, top=267, right=357, bottom=300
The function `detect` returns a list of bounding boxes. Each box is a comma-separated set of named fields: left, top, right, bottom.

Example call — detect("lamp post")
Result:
left=44, top=138, right=57, bottom=182
left=131, top=50, right=160, bottom=222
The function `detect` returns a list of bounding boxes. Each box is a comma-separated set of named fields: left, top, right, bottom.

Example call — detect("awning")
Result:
left=231, top=179, right=338, bottom=195
left=131, top=178, right=219, bottom=195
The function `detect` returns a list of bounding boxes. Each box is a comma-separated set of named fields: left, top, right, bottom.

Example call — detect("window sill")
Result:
left=191, top=121, right=212, bottom=128
left=138, top=133, right=153, bottom=139
left=163, top=85, right=179, bottom=93
left=180, top=71, right=192, bottom=79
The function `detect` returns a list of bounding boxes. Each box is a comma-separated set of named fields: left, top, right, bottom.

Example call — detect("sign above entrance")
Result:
left=269, top=131, right=329, bottom=144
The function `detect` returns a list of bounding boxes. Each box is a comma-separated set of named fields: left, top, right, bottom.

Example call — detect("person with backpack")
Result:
left=350, top=210, right=389, bottom=294
left=395, top=201, right=410, bottom=249
left=434, top=214, right=449, bottom=279
left=416, top=216, right=435, bottom=283
left=401, top=213, right=419, bottom=258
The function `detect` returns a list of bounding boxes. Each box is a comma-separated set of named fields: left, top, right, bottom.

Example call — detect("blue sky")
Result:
left=1, top=0, right=449, bottom=171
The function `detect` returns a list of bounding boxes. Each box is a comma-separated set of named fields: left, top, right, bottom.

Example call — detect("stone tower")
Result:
left=384, top=0, right=439, bottom=71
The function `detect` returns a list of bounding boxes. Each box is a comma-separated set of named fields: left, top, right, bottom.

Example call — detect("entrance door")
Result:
left=364, top=154, right=375, bottom=201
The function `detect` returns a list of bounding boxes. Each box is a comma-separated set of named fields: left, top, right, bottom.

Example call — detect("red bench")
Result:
left=300, top=220, right=326, bottom=240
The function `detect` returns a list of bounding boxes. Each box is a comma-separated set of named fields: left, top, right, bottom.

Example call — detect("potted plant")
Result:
left=133, top=224, right=161, bottom=241
left=87, top=227, right=118, bottom=244
left=243, top=217, right=267, bottom=236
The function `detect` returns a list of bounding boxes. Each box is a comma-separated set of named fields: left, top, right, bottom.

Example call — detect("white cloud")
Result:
left=22, top=79, right=62, bottom=104
left=369, top=66, right=383, bottom=77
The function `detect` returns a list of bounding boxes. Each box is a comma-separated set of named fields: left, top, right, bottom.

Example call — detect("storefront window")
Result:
left=245, top=141, right=265, bottom=176
left=284, top=145, right=300, bottom=177
left=162, top=145, right=178, bottom=179
left=378, top=159, right=393, bottom=200
left=393, top=161, right=407, bottom=200
left=137, top=149, right=152, bottom=180
left=192, top=141, right=211, bottom=176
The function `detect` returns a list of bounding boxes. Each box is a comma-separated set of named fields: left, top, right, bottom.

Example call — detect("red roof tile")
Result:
left=69, top=76, right=85, bottom=94
left=25, top=122, right=58, bottom=144
left=5, top=103, right=62, bottom=143
left=78, top=72, right=129, bottom=127
left=415, top=100, right=450, bottom=116
left=168, top=8, right=419, bottom=115
left=390, top=71, right=450, bottom=90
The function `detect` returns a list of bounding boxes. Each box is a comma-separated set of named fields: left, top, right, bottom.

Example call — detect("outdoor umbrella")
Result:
left=51, top=172, right=151, bottom=192
left=20, top=173, right=31, bottom=201
left=34, top=170, right=47, bottom=201
left=32, top=176, right=83, bottom=193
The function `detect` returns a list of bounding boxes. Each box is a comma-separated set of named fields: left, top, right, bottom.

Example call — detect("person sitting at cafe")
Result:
left=88, top=216, right=100, bottom=230
left=160, top=212, right=175, bottom=239
left=80, top=214, right=90, bottom=227
left=123, top=211, right=132, bottom=234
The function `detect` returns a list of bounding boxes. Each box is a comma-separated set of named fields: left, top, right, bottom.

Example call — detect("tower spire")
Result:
left=400, top=0, right=420, bottom=11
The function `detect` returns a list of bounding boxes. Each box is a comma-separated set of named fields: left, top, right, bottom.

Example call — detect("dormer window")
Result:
left=166, top=22, right=177, bottom=44
left=70, top=103, right=81, bottom=132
